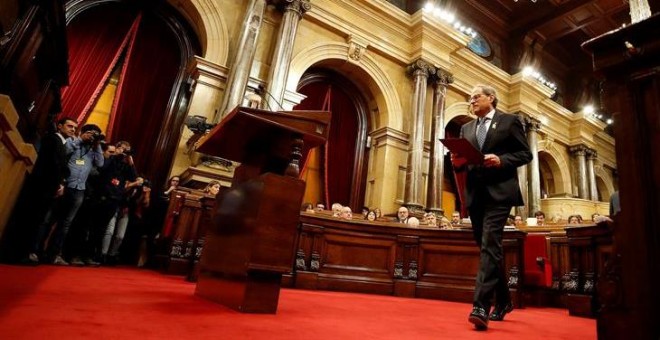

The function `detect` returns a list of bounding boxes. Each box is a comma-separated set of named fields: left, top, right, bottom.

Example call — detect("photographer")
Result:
left=43, top=124, right=105, bottom=265
left=97, top=141, right=140, bottom=264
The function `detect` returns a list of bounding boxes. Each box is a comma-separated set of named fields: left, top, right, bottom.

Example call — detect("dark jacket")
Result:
left=30, top=132, right=70, bottom=196
left=459, top=110, right=532, bottom=208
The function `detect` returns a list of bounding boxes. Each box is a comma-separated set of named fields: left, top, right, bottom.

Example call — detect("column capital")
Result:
left=407, top=59, right=434, bottom=79
left=524, top=116, right=542, bottom=132
left=270, top=0, right=311, bottom=18
left=431, top=68, right=454, bottom=85
left=569, top=144, right=588, bottom=156
left=586, top=148, right=598, bottom=160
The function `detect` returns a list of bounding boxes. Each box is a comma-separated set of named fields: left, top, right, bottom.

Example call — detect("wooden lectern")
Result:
left=194, top=106, right=330, bottom=313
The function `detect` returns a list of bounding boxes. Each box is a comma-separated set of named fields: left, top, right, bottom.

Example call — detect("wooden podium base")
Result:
left=195, top=271, right=283, bottom=313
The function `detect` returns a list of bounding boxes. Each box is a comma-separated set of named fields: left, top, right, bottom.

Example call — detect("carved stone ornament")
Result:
left=346, top=34, right=369, bottom=62
left=507, top=266, right=519, bottom=288
left=295, top=249, right=307, bottom=270
left=195, top=238, right=205, bottom=259
left=394, top=261, right=404, bottom=279
left=184, top=240, right=194, bottom=258
left=583, top=272, right=595, bottom=293
left=569, top=145, right=588, bottom=156
left=406, top=59, right=435, bottom=79
left=433, top=68, right=454, bottom=85
left=170, top=239, right=183, bottom=257
left=310, top=252, right=320, bottom=271
left=407, top=260, right=418, bottom=280
left=273, top=0, right=312, bottom=18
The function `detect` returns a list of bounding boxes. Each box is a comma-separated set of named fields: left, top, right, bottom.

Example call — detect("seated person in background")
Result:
left=365, top=210, right=377, bottom=222
left=315, top=203, right=325, bottom=212
left=374, top=208, right=383, bottom=220
left=506, top=215, right=515, bottom=226
left=568, top=215, right=581, bottom=224
left=534, top=211, right=546, bottom=226
left=301, top=202, right=314, bottom=213
left=340, top=206, right=352, bottom=220
left=450, top=211, right=461, bottom=226
left=331, top=203, right=343, bottom=217
left=591, top=213, right=600, bottom=222
left=407, top=216, right=420, bottom=228
left=203, top=180, right=221, bottom=196
left=423, top=212, right=438, bottom=227
left=397, top=207, right=409, bottom=224
left=513, top=215, right=524, bottom=227
left=361, top=206, right=370, bottom=219
left=440, top=216, right=451, bottom=229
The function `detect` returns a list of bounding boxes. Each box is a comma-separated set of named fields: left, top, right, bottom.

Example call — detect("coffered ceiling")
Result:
left=405, top=0, right=659, bottom=111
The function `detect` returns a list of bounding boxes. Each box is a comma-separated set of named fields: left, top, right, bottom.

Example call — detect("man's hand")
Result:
left=450, top=153, right=467, bottom=168
left=55, top=184, right=65, bottom=197
left=483, top=154, right=501, bottom=168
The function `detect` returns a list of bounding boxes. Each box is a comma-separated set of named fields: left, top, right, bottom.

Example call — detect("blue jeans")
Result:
left=33, top=188, right=85, bottom=257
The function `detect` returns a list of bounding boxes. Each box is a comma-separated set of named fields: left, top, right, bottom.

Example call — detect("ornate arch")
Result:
left=444, top=102, right=471, bottom=123
left=594, top=165, right=615, bottom=201
left=288, top=43, right=402, bottom=130
left=537, top=140, right=572, bottom=195
left=178, top=0, right=228, bottom=64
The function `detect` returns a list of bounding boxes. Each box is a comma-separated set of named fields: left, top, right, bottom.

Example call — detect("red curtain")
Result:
left=59, top=6, right=136, bottom=121
left=109, top=13, right=181, bottom=176
left=295, top=81, right=359, bottom=207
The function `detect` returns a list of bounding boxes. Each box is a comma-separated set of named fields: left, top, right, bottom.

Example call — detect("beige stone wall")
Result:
left=167, top=0, right=617, bottom=215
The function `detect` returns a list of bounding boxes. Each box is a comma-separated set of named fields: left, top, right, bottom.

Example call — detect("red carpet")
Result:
left=0, top=265, right=595, bottom=339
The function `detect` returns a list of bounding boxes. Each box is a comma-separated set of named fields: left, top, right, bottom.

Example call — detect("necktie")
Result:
left=477, top=117, right=490, bottom=149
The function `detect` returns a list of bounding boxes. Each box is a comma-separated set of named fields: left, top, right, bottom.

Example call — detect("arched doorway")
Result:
left=294, top=68, right=370, bottom=211
left=63, top=0, right=200, bottom=190
left=538, top=151, right=562, bottom=198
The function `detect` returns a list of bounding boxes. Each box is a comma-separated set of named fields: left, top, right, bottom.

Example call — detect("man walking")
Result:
left=451, top=84, right=532, bottom=330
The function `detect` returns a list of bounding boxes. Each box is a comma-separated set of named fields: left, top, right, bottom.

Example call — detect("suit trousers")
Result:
left=468, top=193, right=512, bottom=311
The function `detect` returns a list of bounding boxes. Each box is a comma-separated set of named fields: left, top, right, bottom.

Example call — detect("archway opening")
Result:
left=294, top=68, right=370, bottom=211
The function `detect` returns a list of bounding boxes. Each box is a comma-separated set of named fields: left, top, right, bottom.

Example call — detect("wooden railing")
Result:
left=284, top=213, right=526, bottom=307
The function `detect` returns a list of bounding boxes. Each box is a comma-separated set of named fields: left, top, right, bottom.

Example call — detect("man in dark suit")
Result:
left=26, top=117, right=78, bottom=263
left=451, top=84, right=532, bottom=330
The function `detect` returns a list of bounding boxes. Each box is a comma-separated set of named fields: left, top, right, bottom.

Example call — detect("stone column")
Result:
left=215, top=0, right=267, bottom=122
left=425, top=69, right=453, bottom=215
left=587, top=149, right=598, bottom=201
left=570, top=145, right=589, bottom=199
left=403, top=59, right=433, bottom=212
left=264, top=0, right=311, bottom=111
left=526, top=117, right=541, bottom=216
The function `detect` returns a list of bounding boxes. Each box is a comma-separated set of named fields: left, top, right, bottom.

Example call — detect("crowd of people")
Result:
left=301, top=202, right=459, bottom=229
left=10, top=118, right=177, bottom=267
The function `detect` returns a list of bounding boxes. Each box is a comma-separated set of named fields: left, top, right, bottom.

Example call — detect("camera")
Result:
left=91, top=131, right=105, bottom=143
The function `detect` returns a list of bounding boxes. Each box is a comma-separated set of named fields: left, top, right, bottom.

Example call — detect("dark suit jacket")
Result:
left=459, top=110, right=532, bottom=208
left=30, top=132, right=70, bottom=196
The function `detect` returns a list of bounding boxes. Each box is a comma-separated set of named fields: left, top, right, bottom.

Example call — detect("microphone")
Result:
left=256, top=85, right=285, bottom=112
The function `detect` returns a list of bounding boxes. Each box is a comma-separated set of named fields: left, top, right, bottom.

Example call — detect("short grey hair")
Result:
left=473, top=84, right=498, bottom=108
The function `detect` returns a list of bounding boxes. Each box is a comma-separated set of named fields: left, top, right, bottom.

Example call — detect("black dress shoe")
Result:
left=489, top=301, right=514, bottom=321
left=468, top=306, right=489, bottom=330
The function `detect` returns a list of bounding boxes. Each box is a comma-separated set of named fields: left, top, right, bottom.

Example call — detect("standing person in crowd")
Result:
left=97, top=141, right=139, bottom=264
left=46, top=124, right=105, bottom=266
left=18, top=118, right=77, bottom=264
left=67, top=141, right=114, bottom=266
left=31, top=124, right=104, bottom=265
left=451, top=84, right=532, bottom=330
